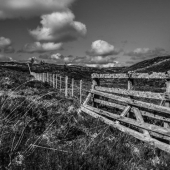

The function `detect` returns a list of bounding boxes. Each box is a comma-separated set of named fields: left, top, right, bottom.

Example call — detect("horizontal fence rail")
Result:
left=27, top=63, right=170, bottom=153
left=95, top=86, right=166, bottom=100
left=92, top=71, right=170, bottom=79
left=80, top=71, right=170, bottom=154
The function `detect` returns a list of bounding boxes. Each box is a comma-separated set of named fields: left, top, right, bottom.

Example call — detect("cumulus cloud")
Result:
left=0, top=37, right=15, bottom=53
left=66, top=55, right=118, bottom=66
left=19, top=42, right=63, bottom=53
left=0, top=37, right=11, bottom=48
left=39, top=52, right=119, bottom=66
left=4, top=46, right=15, bottom=53
left=0, top=54, right=13, bottom=62
left=124, top=47, right=169, bottom=60
left=39, top=54, right=49, bottom=59
left=51, top=53, right=64, bottom=60
left=38, top=53, right=65, bottom=62
left=74, top=55, right=117, bottom=65
left=30, top=10, right=87, bottom=43
left=90, top=56, right=116, bottom=64
left=0, top=0, right=75, bottom=19
left=46, top=53, right=79, bottom=64
left=86, top=62, right=120, bottom=68
left=86, top=40, right=120, bottom=57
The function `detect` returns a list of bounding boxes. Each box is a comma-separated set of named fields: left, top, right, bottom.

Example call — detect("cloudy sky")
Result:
left=0, top=0, right=170, bottom=67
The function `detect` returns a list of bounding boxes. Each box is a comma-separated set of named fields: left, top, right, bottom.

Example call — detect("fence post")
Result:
left=41, top=73, right=42, bottom=81
left=50, top=74, right=52, bottom=86
left=80, top=80, right=82, bottom=104
left=42, top=73, right=45, bottom=83
left=48, top=73, right=50, bottom=85
left=60, top=76, right=62, bottom=92
left=92, top=78, right=100, bottom=107
left=65, top=76, right=68, bottom=97
left=127, top=72, right=134, bottom=117
left=127, top=72, right=134, bottom=90
left=27, top=63, right=32, bottom=74
left=56, top=74, right=58, bottom=89
left=47, top=73, right=49, bottom=83
left=48, top=73, right=51, bottom=86
left=49, top=73, right=50, bottom=83
left=164, top=77, right=170, bottom=128
left=71, top=78, right=74, bottom=97
left=43, top=73, right=45, bottom=82
left=53, top=74, right=55, bottom=88
left=35, top=73, right=37, bottom=80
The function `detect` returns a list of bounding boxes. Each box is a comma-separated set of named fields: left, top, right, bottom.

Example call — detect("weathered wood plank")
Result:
left=132, top=107, right=150, bottom=137
left=92, top=72, right=170, bottom=79
left=91, top=90, right=170, bottom=115
left=94, top=99, right=126, bottom=110
left=141, top=111, right=170, bottom=123
left=121, top=106, right=131, bottom=117
left=94, top=98, right=170, bottom=123
left=83, top=105, right=170, bottom=138
left=83, top=93, right=92, bottom=105
left=164, top=81, right=170, bottom=128
left=95, top=86, right=165, bottom=100
left=92, top=78, right=100, bottom=107
left=81, top=106, right=170, bottom=153
left=92, top=73, right=128, bottom=79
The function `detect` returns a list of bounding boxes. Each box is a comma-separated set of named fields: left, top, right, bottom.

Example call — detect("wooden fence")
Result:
left=79, top=71, right=170, bottom=153
left=30, top=71, right=85, bottom=104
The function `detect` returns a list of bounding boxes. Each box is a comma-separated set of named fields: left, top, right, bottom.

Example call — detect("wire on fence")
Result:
left=32, top=72, right=90, bottom=104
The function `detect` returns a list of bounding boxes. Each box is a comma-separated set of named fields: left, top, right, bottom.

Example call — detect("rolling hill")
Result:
left=1, top=55, right=170, bottom=80
left=123, top=55, right=170, bottom=73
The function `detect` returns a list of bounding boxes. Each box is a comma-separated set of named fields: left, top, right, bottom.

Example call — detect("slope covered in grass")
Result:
left=123, top=55, right=170, bottom=73
left=0, top=67, right=170, bottom=170
left=0, top=62, right=126, bottom=81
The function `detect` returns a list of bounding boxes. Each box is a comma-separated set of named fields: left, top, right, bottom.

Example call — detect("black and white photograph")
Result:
left=0, top=0, right=170, bottom=169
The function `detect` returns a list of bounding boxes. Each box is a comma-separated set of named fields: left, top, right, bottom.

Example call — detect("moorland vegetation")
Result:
left=1, top=56, right=170, bottom=169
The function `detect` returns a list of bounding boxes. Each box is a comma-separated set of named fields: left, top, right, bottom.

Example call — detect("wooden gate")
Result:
left=79, top=71, right=170, bottom=153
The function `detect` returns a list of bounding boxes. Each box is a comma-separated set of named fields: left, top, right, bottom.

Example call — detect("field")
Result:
left=1, top=65, right=170, bottom=170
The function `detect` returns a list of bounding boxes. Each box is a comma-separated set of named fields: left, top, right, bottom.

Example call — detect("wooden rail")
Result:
left=81, top=106, right=170, bottom=153
left=94, top=99, right=170, bottom=123
left=92, top=71, right=170, bottom=79
left=91, top=89, right=170, bottom=114
left=79, top=71, right=170, bottom=154
left=95, top=86, right=165, bottom=100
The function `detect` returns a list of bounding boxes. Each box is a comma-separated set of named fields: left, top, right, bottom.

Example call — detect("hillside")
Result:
left=123, top=55, right=170, bottom=73
left=1, top=66, right=170, bottom=170
left=0, top=62, right=126, bottom=80
left=1, top=56, right=170, bottom=79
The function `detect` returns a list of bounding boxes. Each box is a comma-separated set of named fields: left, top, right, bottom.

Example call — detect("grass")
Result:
left=0, top=67, right=170, bottom=170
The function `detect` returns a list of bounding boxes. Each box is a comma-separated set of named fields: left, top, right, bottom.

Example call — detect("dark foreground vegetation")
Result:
left=1, top=56, right=170, bottom=169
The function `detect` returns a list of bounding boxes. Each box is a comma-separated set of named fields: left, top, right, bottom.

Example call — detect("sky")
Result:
left=0, top=0, right=170, bottom=67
